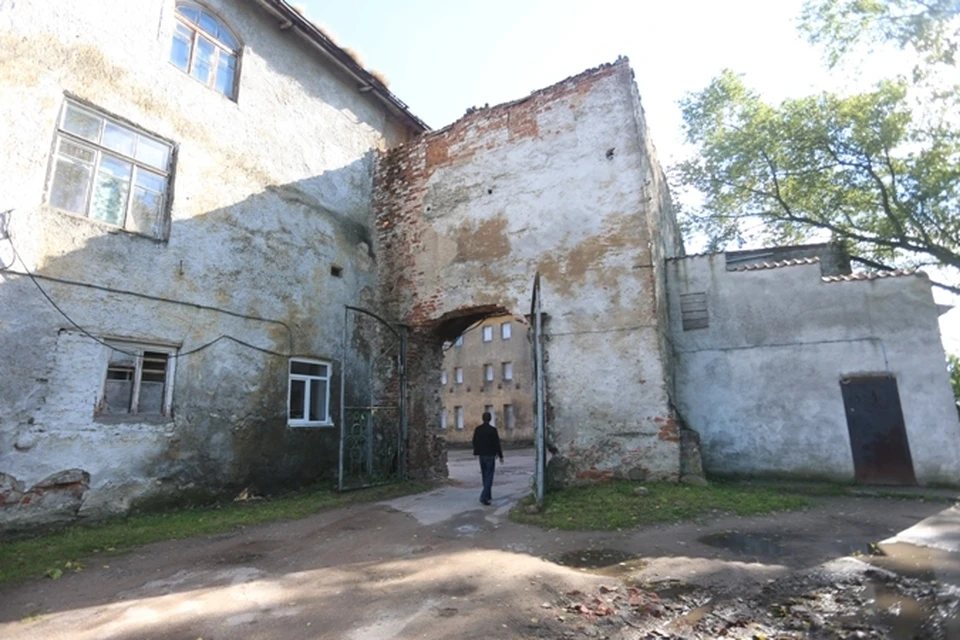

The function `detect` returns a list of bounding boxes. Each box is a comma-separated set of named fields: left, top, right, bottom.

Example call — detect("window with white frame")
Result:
left=48, top=101, right=173, bottom=239
left=484, top=404, right=495, bottom=425
left=454, top=335, right=463, bottom=347
left=288, top=359, right=332, bottom=426
left=484, top=363, right=494, bottom=382
left=482, top=326, right=493, bottom=342
left=99, top=341, right=176, bottom=417
left=501, top=322, right=512, bottom=340
left=455, top=406, right=464, bottom=430
left=502, top=361, right=513, bottom=381
left=504, top=404, right=515, bottom=429
left=170, top=3, right=241, bottom=99
left=441, top=370, right=448, bottom=385
left=440, top=409, right=448, bottom=430
left=455, top=367, right=463, bottom=384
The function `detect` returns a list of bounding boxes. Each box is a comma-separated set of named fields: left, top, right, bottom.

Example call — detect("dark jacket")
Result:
left=472, top=422, right=503, bottom=458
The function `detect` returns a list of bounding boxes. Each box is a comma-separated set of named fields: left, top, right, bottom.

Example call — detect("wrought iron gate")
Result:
left=339, top=305, right=407, bottom=490
left=531, top=273, right=547, bottom=507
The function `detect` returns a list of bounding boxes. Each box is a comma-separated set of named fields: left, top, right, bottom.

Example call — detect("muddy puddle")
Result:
left=698, top=531, right=795, bottom=558
left=870, top=541, right=960, bottom=584
left=552, top=548, right=646, bottom=576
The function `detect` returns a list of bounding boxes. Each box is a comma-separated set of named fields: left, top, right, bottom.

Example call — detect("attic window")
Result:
left=170, top=3, right=241, bottom=100
left=680, top=292, right=709, bottom=331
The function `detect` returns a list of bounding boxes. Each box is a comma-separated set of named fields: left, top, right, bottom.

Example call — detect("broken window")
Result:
left=502, top=362, right=513, bottom=381
left=501, top=322, right=512, bottom=340
left=455, top=406, right=464, bottom=430
left=170, top=3, right=241, bottom=99
left=100, top=341, right=175, bottom=417
left=482, top=326, right=493, bottom=342
left=48, top=101, right=173, bottom=239
left=484, top=364, right=494, bottom=382
left=288, top=359, right=332, bottom=427
left=680, top=292, right=709, bottom=331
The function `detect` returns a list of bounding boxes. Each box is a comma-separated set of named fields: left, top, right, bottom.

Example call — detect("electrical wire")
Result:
left=2, top=230, right=291, bottom=359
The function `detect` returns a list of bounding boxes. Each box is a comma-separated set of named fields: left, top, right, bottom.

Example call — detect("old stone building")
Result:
left=1, top=0, right=957, bottom=530
left=440, top=314, right=534, bottom=446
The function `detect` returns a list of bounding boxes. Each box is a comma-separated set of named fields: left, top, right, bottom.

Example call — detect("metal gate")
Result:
left=338, top=305, right=407, bottom=490
left=531, top=273, right=547, bottom=507
left=840, top=375, right=916, bottom=486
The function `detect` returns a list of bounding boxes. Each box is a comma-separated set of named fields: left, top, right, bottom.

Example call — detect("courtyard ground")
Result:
left=0, top=448, right=958, bottom=639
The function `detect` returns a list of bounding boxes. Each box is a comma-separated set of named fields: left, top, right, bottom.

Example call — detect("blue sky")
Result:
left=299, top=0, right=959, bottom=352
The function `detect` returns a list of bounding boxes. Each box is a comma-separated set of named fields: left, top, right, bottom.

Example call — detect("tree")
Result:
left=677, top=0, right=960, bottom=294
left=947, top=353, right=960, bottom=405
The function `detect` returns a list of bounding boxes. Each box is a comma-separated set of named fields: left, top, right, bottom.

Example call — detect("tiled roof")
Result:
left=821, top=269, right=921, bottom=283
left=728, top=257, right=820, bottom=272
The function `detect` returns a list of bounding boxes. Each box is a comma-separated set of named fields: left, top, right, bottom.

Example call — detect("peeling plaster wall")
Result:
left=375, top=60, right=681, bottom=483
left=667, top=255, right=960, bottom=486
left=0, top=0, right=416, bottom=526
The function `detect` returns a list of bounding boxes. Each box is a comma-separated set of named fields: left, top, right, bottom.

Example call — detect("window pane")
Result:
left=291, top=361, right=327, bottom=376
left=129, top=188, right=161, bottom=235
left=141, top=352, right=168, bottom=382
left=50, top=156, right=92, bottom=214
left=217, top=27, right=237, bottom=51
left=214, top=53, right=236, bottom=97
left=62, top=104, right=101, bottom=142
left=90, top=156, right=132, bottom=226
left=135, top=168, right=166, bottom=193
left=191, top=36, right=216, bottom=84
left=289, top=379, right=306, bottom=420
left=104, top=379, right=133, bottom=414
left=139, top=382, right=165, bottom=414
left=309, top=379, right=327, bottom=422
left=170, top=24, right=192, bottom=71
left=108, top=346, right=136, bottom=366
left=198, top=11, right=220, bottom=38
left=59, top=138, right=96, bottom=163
left=102, top=122, right=137, bottom=157
left=176, top=6, right=200, bottom=23
left=136, top=136, right=170, bottom=170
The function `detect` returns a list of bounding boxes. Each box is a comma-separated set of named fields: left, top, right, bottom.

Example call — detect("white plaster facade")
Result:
left=0, top=0, right=423, bottom=526
left=667, top=254, right=960, bottom=486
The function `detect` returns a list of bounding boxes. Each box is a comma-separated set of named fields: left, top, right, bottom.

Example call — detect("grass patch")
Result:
left=0, top=480, right=431, bottom=587
left=510, top=481, right=813, bottom=531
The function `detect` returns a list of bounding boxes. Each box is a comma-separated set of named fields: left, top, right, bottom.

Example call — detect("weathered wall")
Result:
left=375, top=60, right=681, bottom=483
left=0, top=0, right=417, bottom=527
left=667, top=254, right=960, bottom=486
left=441, top=315, right=534, bottom=445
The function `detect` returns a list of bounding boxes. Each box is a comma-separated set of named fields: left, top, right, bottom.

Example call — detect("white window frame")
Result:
left=441, top=370, right=448, bottom=385
left=484, top=363, right=494, bottom=382
left=48, top=100, right=174, bottom=239
left=502, top=361, right=514, bottom=381
left=484, top=404, right=495, bottom=425
left=170, top=2, right=242, bottom=100
left=455, top=367, right=464, bottom=384
left=501, top=322, right=512, bottom=340
left=98, top=340, right=176, bottom=418
left=455, top=406, right=464, bottom=430
left=288, top=358, right=333, bottom=427
left=482, top=326, right=493, bottom=342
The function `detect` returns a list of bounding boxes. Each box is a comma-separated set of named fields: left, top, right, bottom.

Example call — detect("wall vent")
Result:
left=680, top=292, right=709, bottom=331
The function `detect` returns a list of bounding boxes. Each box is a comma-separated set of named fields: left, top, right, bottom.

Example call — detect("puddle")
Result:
left=836, top=580, right=960, bottom=640
left=698, top=532, right=792, bottom=558
left=553, top=549, right=646, bottom=575
left=869, top=541, right=960, bottom=585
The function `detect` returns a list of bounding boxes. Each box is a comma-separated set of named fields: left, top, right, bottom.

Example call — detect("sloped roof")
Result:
left=728, top=257, right=820, bottom=272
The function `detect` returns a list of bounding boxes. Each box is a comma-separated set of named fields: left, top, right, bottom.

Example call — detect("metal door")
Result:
left=531, top=272, right=547, bottom=507
left=840, top=375, right=916, bottom=486
left=339, top=305, right=407, bottom=490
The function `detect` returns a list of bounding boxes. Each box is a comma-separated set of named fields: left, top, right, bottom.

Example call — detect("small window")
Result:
left=454, top=335, right=463, bottom=347
left=501, top=322, right=512, bottom=340
left=484, top=404, right=495, bottom=425
left=455, top=406, right=464, bottom=430
left=288, top=358, right=332, bottom=426
left=49, top=101, right=174, bottom=239
left=504, top=404, right=515, bottom=430
left=502, top=362, right=513, bottom=381
left=484, top=364, right=494, bottom=382
left=455, top=367, right=463, bottom=384
left=680, top=292, right=709, bottom=331
left=171, top=3, right=241, bottom=99
left=440, top=370, right=448, bottom=385
left=99, top=341, right=175, bottom=417
left=482, top=326, right=493, bottom=342
left=440, top=409, right=448, bottom=430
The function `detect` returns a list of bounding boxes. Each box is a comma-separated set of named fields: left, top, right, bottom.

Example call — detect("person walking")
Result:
left=472, top=411, right=503, bottom=505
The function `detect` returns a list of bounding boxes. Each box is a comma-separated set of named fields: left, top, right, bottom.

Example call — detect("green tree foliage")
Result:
left=678, top=0, right=960, bottom=293
left=948, top=353, right=960, bottom=401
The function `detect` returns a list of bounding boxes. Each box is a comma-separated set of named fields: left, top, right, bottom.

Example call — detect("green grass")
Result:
left=510, top=481, right=814, bottom=531
left=0, top=480, right=431, bottom=586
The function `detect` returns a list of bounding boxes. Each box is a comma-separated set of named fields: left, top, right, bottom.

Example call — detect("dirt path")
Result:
left=1, top=450, right=957, bottom=639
